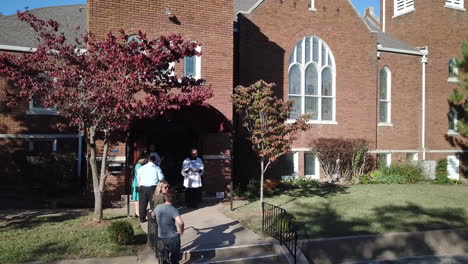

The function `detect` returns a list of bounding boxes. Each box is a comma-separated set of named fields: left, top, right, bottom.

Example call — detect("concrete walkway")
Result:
left=137, top=201, right=274, bottom=263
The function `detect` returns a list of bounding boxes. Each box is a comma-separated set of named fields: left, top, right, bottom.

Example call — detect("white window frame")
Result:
left=27, top=97, right=58, bottom=116
left=406, top=152, right=418, bottom=162
left=379, top=67, right=392, bottom=126
left=184, top=46, right=201, bottom=80
left=448, top=58, right=459, bottom=82
left=377, top=153, right=392, bottom=167
left=28, top=138, right=57, bottom=153
left=445, top=0, right=465, bottom=11
left=448, top=107, right=460, bottom=134
left=309, top=0, right=316, bottom=11
left=304, top=152, right=320, bottom=180
left=393, top=0, right=415, bottom=17
left=288, top=36, right=337, bottom=125
left=447, top=155, right=460, bottom=180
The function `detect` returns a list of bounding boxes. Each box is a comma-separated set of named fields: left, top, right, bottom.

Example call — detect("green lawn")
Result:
left=0, top=210, right=146, bottom=263
left=222, top=184, right=468, bottom=239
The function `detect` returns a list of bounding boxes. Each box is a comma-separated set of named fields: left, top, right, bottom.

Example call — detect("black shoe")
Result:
left=139, top=219, right=147, bottom=223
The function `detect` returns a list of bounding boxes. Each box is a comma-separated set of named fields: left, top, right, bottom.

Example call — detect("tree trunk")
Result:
left=260, top=158, right=264, bottom=208
left=88, top=127, right=104, bottom=222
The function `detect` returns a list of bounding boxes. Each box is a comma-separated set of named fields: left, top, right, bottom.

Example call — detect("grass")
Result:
left=0, top=210, right=147, bottom=263
left=222, top=184, right=468, bottom=239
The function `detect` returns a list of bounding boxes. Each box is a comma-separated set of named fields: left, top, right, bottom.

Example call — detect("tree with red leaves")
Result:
left=233, top=80, right=310, bottom=206
left=0, top=11, right=213, bottom=221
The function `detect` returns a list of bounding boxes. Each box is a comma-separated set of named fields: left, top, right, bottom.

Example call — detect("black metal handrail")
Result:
left=262, top=202, right=297, bottom=264
left=147, top=210, right=172, bottom=264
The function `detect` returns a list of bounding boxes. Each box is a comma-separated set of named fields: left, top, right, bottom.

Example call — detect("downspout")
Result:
left=376, top=45, right=382, bottom=150
left=382, top=0, right=386, bottom=32
left=78, top=135, right=83, bottom=178
left=419, top=47, right=429, bottom=160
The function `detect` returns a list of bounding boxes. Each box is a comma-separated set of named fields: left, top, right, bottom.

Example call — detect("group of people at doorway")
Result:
left=131, top=146, right=205, bottom=263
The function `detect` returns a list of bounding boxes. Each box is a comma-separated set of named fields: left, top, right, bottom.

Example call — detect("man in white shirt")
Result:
left=137, top=155, right=164, bottom=222
left=181, top=148, right=204, bottom=208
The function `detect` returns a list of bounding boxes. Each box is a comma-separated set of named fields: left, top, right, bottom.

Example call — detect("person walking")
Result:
left=131, top=155, right=147, bottom=218
left=181, top=148, right=204, bottom=208
left=152, top=189, right=184, bottom=264
left=137, top=155, right=164, bottom=223
left=152, top=180, right=170, bottom=206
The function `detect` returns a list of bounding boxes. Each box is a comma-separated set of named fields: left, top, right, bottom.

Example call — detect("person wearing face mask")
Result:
left=181, top=148, right=204, bottom=208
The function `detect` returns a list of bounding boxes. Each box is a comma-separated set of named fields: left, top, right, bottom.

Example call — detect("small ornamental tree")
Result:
left=0, top=11, right=213, bottom=221
left=233, top=80, right=310, bottom=205
left=449, top=41, right=468, bottom=136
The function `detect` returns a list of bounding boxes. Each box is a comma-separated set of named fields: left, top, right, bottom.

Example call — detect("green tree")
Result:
left=449, top=42, right=468, bottom=136
left=233, top=80, right=310, bottom=205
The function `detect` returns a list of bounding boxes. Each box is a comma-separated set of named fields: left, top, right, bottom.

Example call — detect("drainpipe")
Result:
left=78, top=135, right=83, bottom=178
left=418, top=47, right=429, bottom=160
left=382, top=0, right=386, bottom=32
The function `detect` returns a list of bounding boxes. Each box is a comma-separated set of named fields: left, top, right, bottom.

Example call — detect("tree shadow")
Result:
left=0, top=209, right=89, bottom=230
left=22, top=242, right=71, bottom=263
left=291, top=201, right=468, bottom=263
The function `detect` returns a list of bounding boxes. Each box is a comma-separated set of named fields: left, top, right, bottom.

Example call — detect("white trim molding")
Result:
left=426, top=149, right=468, bottom=153
left=0, top=134, right=79, bottom=139
left=377, top=44, right=424, bottom=56
left=370, top=149, right=419, bottom=153
left=237, top=0, right=264, bottom=15
left=0, top=44, right=37, bottom=53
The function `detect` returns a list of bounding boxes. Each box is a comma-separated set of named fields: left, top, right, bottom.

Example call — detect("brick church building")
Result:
left=0, top=0, right=466, bottom=204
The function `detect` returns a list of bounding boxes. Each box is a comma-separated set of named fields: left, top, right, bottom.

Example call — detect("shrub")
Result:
left=281, top=178, right=320, bottom=189
left=311, top=138, right=374, bottom=183
left=370, top=163, right=425, bottom=184
left=434, top=160, right=462, bottom=184
left=264, top=179, right=280, bottom=192
left=107, top=220, right=134, bottom=245
left=359, top=174, right=371, bottom=184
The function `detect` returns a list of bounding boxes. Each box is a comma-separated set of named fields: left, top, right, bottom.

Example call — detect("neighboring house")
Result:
left=0, top=0, right=466, bottom=204
left=0, top=5, right=87, bottom=200
left=236, top=0, right=466, bottom=181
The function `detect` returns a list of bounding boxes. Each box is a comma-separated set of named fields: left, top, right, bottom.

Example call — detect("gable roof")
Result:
left=0, top=4, right=87, bottom=49
left=377, top=32, right=421, bottom=54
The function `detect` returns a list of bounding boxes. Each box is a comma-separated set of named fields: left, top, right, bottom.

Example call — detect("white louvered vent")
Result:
left=394, top=0, right=415, bottom=16
left=446, top=0, right=464, bottom=9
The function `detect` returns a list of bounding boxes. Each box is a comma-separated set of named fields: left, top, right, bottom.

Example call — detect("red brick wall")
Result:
left=382, top=0, right=468, bottom=152
left=377, top=52, right=422, bottom=151
left=238, top=0, right=378, bottom=152
left=87, top=0, right=233, bottom=121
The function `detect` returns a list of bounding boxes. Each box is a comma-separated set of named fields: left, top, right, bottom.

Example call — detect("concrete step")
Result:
left=180, top=243, right=291, bottom=264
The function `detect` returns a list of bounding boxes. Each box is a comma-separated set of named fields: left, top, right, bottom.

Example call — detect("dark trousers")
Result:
left=139, top=185, right=156, bottom=221
left=160, top=235, right=180, bottom=264
left=185, top=187, right=201, bottom=208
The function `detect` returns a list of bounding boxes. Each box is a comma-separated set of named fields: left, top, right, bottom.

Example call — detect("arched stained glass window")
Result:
left=288, top=36, right=335, bottom=122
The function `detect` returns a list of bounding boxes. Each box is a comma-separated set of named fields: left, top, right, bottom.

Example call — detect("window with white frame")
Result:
left=445, top=0, right=465, bottom=10
left=447, top=155, right=460, bottom=179
left=406, top=152, right=418, bottom=162
left=28, top=139, right=57, bottom=154
left=280, top=152, right=298, bottom=179
left=379, top=67, right=391, bottom=124
left=448, top=58, right=459, bottom=82
left=394, top=0, right=415, bottom=17
left=377, top=153, right=391, bottom=167
left=184, top=46, right=201, bottom=79
left=27, top=94, right=58, bottom=115
left=448, top=107, right=459, bottom=133
left=309, top=0, right=316, bottom=10
left=304, top=152, right=320, bottom=180
left=288, top=36, right=336, bottom=122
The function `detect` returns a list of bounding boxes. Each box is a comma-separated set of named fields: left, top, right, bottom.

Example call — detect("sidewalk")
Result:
left=137, top=200, right=274, bottom=263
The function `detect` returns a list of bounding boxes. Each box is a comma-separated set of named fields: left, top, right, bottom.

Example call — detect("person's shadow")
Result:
left=181, top=221, right=244, bottom=253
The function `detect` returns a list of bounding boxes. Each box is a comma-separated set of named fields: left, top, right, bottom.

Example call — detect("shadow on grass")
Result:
left=0, top=210, right=88, bottom=230
left=233, top=184, right=349, bottom=210
left=291, top=202, right=468, bottom=263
